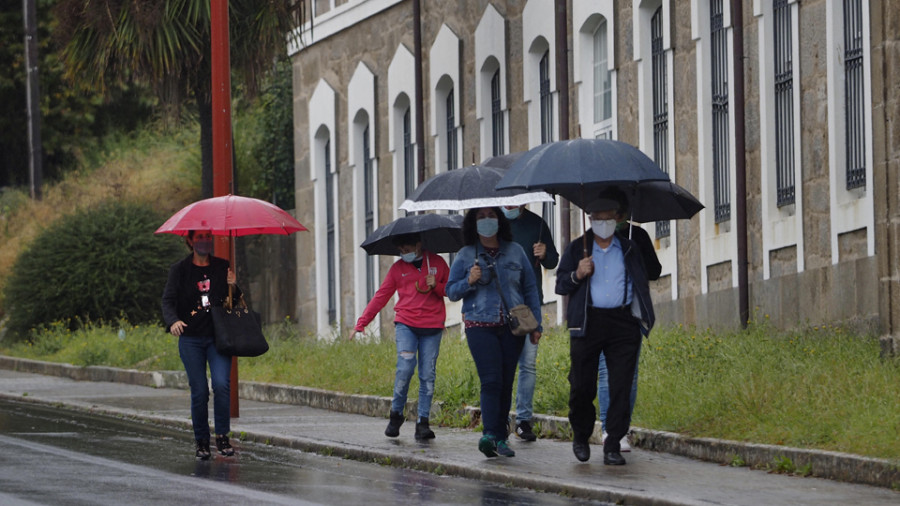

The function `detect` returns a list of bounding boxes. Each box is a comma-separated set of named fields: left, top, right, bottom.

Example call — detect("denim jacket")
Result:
left=446, top=240, right=543, bottom=332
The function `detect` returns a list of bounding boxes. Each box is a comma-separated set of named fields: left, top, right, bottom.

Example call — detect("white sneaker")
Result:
left=601, top=431, right=608, bottom=443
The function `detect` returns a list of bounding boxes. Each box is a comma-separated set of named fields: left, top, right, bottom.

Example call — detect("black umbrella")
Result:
left=399, top=163, right=553, bottom=212
left=495, top=138, right=702, bottom=221
left=360, top=214, right=464, bottom=256
left=495, top=138, right=670, bottom=192
left=570, top=180, right=704, bottom=223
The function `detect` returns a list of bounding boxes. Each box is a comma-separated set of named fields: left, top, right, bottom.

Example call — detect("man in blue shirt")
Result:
left=555, top=188, right=655, bottom=465
left=502, top=205, right=559, bottom=442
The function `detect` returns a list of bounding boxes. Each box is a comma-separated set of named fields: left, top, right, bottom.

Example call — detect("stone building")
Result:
left=286, top=0, right=899, bottom=353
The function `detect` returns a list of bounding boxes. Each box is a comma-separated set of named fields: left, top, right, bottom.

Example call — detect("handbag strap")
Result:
left=480, top=242, right=512, bottom=316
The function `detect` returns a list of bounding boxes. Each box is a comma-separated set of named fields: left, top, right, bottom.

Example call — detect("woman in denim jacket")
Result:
left=446, top=207, right=543, bottom=458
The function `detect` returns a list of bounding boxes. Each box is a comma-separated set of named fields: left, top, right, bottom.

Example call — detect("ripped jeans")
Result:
left=392, top=323, right=443, bottom=421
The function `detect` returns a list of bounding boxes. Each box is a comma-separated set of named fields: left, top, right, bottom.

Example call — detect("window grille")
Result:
left=844, top=0, right=865, bottom=190
left=446, top=90, right=458, bottom=171
left=539, top=50, right=555, bottom=235
left=491, top=70, right=504, bottom=156
left=652, top=7, right=671, bottom=238
left=593, top=20, right=611, bottom=124
left=711, top=0, right=731, bottom=223
left=403, top=108, right=414, bottom=198
left=363, top=125, right=376, bottom=300
left=774, top=0, right=796, bottom=206
left=325, top=140, right=336, bottom=324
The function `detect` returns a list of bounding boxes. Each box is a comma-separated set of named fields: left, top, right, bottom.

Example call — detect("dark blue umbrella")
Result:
left=360, top=214, right=464, bottom=256
left=495, top=138, right=670, bottom=193
left=495, top=138, right=702, bottom=222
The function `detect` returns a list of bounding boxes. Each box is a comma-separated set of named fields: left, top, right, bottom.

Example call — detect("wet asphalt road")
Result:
left=0, top=399, right=607, bottom=506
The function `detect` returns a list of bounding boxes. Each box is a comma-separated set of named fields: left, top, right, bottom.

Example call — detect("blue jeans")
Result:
left=514, top=337, right=538, bottom=422
left=598, top=340, right=641, bottom=431
left=392, top=323, right=443, bottom=421
left=179, top=335, right=232, bottom=441
left=465, top=325, right=525, bottom=440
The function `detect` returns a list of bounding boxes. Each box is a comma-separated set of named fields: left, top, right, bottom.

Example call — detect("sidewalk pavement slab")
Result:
left=1, top=368, right=897, bottom=506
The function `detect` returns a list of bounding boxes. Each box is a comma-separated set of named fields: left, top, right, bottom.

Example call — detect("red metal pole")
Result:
left=210, top=0, right=239, bottom=418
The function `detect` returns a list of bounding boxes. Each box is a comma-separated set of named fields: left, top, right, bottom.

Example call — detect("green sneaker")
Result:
left=496, top=439, right=516, bottom=457
left=478, top=435, right=498, bottom=457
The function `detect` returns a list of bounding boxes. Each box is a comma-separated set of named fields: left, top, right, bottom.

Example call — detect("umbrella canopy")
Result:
left=495, top=138, right=702, bottom=222
left=399, top=163, right=553, bottom=212
left=571, top=180, right=704, bottom=223
left=361, top=214, right=464, bottom=256
left=495, top=138, right=670, bottom=193
left=155, top=194, right=307, bottom=237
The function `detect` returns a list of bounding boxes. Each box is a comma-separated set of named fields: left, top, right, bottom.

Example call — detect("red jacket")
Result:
left=354, top=251, right=449, bottom=332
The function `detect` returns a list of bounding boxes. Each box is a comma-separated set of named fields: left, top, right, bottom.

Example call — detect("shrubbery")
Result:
left=3, top=200, right=185, bottom=339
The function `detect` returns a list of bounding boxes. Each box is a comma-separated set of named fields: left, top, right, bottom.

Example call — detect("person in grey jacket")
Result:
left=555, top=189, right=655, bottom=466
left=446, top=207, right=543, bottom=459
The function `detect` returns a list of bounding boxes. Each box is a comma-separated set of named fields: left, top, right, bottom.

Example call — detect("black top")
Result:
left=161, top=254, right=238, bottom=337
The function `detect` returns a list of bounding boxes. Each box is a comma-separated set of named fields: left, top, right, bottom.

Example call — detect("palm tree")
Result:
left=52, top=0, right=305, bottom=198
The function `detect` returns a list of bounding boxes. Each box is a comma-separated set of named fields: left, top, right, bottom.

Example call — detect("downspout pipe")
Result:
left=731, top=0, right=749, bottom=328
left=555, top=0, right=571, bottom=244
left=555, top=0, right=571, bottom=317
left=413, top=0, right=426, bottom=187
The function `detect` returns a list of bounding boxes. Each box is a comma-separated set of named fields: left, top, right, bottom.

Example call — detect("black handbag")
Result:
left=211, top=288, right=269, bottom=357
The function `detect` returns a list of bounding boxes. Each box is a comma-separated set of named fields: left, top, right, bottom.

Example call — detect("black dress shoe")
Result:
left=572, top=440, right=591, bottom=462
left=604, top=451, right=626, bottom=465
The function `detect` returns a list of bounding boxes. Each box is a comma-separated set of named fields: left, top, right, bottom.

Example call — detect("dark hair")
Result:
left=391, top=233, right=421, bottom=247
left=462, top=207, right=513, bottom=245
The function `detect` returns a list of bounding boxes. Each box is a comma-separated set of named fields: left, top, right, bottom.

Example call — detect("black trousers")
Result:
left=568, top=306, right=641, bottom=453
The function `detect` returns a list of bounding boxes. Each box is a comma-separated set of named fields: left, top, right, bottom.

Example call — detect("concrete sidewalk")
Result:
left=0, top=358, right=897, bottom=505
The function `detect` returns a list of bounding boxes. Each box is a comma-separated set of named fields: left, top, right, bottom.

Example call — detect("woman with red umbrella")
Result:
left=161, top=230, right=239, bottom=460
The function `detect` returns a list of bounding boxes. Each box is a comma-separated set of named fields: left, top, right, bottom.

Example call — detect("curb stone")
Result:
left=1, top=354, right=897, bottom=490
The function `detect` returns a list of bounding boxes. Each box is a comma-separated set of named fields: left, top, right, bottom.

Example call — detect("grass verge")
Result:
left=2, top=317, right=898, bottom=460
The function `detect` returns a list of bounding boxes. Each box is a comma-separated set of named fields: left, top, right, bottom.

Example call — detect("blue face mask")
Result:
left=501, top=207, right=521, bottom=220
left=476, top=218, right=499, bottom=237
left=400, top=252, right=418, bottom=263
left=193, top=239, right=213, bottom=256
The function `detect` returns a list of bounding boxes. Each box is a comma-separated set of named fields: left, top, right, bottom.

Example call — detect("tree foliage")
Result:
left=0, top=1, right=154, bottom=187
left=52, top=0, right=305, bottom=199
left=3, top=200, right=185, bottom=339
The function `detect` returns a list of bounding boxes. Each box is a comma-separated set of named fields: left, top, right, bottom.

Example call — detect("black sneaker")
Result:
left=496, top=439, right=516, bottom=457
left=196, top=439, right=211, bottom=460
left=414, top=418, right=436, bottom=440
left=385, top=410, right=404, bottom=438
left=215, top=434, right=234, bottom=456
left=515, top=420, right=537, bottom=441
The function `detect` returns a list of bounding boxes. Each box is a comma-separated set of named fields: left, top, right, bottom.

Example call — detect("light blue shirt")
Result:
left=589, top=236, right=632, bottom=308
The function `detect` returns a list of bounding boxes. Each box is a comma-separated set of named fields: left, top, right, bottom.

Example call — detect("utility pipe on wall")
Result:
left=731, top=0, right=749, bottom=328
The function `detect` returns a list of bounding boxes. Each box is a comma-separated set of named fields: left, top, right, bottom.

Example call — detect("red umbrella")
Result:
left=155, top=194, right=307, bottom=236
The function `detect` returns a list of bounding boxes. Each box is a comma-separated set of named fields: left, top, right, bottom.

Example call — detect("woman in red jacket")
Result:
left=351, top=233, right=449, bottom=440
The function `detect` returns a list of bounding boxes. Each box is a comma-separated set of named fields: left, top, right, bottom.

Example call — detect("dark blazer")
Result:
left=555, top=228, right=657, bottom=337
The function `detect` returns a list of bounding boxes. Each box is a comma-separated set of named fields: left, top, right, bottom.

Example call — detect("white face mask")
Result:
left=591, top=219, right=617, bottom=239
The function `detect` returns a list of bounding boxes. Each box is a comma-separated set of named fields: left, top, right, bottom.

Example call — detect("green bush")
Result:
left=3, top=200, right=185, bottom=339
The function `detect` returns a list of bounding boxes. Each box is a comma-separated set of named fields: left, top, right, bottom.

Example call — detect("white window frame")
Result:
left=573, top=2, right=617, bottom=141
left=523, top=0, right=561, bottom=322
left=634, top=0, right=679, bottom=300
left=348, top=62, right=380, bottom=332
left=309, top=79, right=340, bottom=337
left=826, top=0, right=874, bottom=263
left=475, top=4, right=509, bottom=161
left=755, top=0, right=805, bottom=279
left=693, top=0, right=739, bottom=293
left=430, top=24, right=462, bottom=174
left=388, top=44, right=417, bottom=218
